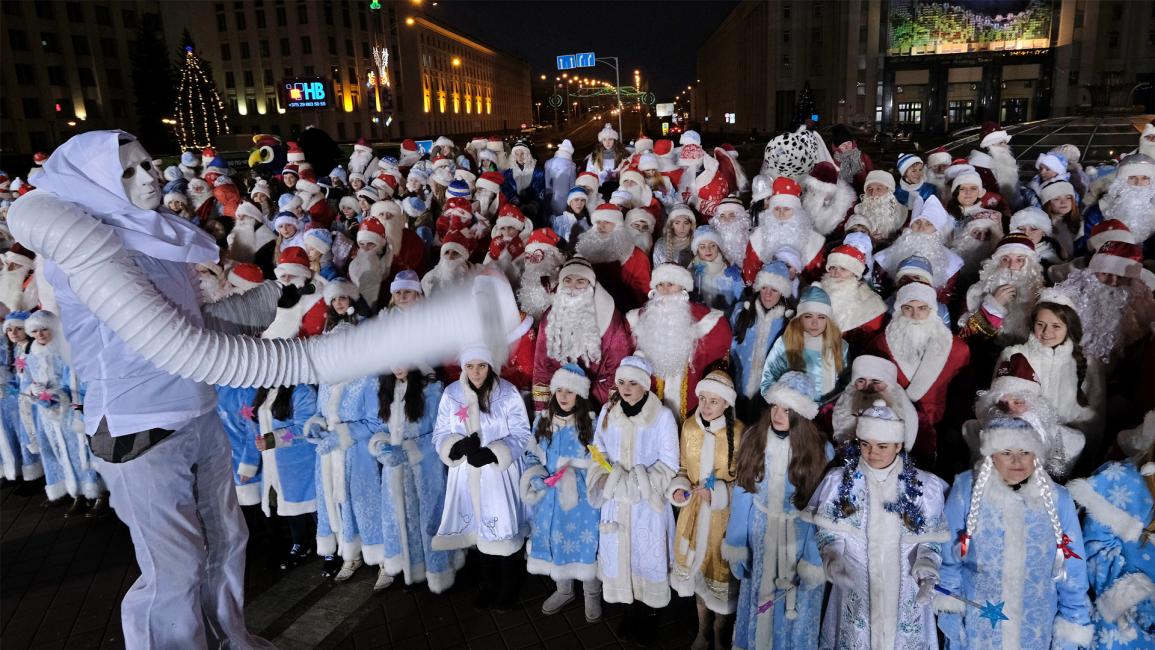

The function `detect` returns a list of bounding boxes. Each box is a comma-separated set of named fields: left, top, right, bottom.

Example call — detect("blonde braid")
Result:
left=963, top=457, right=995, bottom=556
left=1033, top=456, right=1067, bottom=581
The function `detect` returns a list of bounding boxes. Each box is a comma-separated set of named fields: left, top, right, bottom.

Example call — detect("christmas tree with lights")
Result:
left=795, top=82, right=816, bottom=129
left=174, top=39, right=229, bottom=150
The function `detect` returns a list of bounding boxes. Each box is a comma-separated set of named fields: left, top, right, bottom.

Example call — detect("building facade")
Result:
left=694, top=0, right=1155, bottom=136
left=0, top=0, right=531, bottom=161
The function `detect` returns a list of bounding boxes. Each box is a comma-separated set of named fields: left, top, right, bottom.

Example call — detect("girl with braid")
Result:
left=668, top=368, right=746, bottom=649
left=723, top=371, right=831, bottom=650
left=939, top=417, right=1092, bottom=649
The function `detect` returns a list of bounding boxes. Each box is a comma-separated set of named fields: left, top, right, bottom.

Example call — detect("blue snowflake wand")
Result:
left=932, top=585, right=1009, bottom=628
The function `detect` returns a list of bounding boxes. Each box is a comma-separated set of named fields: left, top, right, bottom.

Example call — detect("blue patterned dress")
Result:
left=214, top=386, right=262, bottom=506
left=723, top=434, right=832, bottom=650
left=728, top=301, right=787, bottom=407
left=25, top=344, right=100, bottom=499
left=371, top=379, right=462, bottom=592
left=256, top=385, right=317, bottom=517
left=1069, top=461, right=1155, bottom=650
left=522, top=413, right=601, bottom=581
left=311, top=376, right=386, bottom=564
left=1, top=343, right=41, bottom=480
left=939, top=470, right=1093, bottom=649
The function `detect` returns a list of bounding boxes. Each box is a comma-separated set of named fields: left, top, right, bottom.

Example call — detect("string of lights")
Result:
left=174, top=45, right=230, bottom=150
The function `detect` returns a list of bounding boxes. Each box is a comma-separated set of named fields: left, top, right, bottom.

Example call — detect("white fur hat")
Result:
left=591, top=203, right=624, bottom=226
left=1039, top=180, right=1075, bottom=206
left=855, top=399, right=909, bottom=448
left=695, top=369, right=737, bottom=408
left=615, top=355, right=653, bottom=387
left=865, top=169, right=896, bottom=192
left=597, top=123, right=619, bottom=142
left=458, top=344, right=494, bottom=368
left=323, top=278, right=361, bottom=304
left=980, top=416, right=1047, bottom=458
left=851, top=355, right=898, bottom=385
left=895, top=281, right=937, bottom=308
left=951, top=171, right=983, bottom=192
left=1009, top=207, right=1052, bottom=236
left=650, top=263, right=693, bottom=292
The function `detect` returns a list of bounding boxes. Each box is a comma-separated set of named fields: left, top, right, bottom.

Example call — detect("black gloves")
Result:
left=448, top=432, right=481, bottom=461
left=466, top=447, right=498, bottom=468
left=277, top=282, right=315, bottom=308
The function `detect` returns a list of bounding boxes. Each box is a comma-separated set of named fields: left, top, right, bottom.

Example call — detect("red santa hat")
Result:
left=989, top=353, right=1042, bottom=399
left=993, top=232, right=1036, bottom=259
left=430, top=155, right=453, bottom=171
left=524, top=228, right=561, bottom=256
left=979, top=122, right=1011, bottom=149
left=650, top=263, right=693, bottom=292
left=695, top=369, right=737, bottom=407
left=441, top=196, right=473, bottom=220
left=371, top=171, right=399, bottom=197
left=286, top=141, right=305, bottom=163
left=476, top=171, right=504, bottom=195
left=440, top=230, right=472, bottom=259
left=494, top=204, right=527, bottom=232
left=653, top=139, right=674, bottom=157
left=357, top=217, right=388, bottom=249
left=591, top=203, right=624, bottom=226
left=400, top=139, right=419, bottom=156
left=768, top=177, right=802, bottom=211
left=227, top=263, right=265, bottom=291
left=1088, top=241, right=1144, bottom=279
left=353, top=137, right=372, bottom=155
left=275, top=246, right=312, bottom=279
left=808, top=161, right=839, bottom=186
left=926, top=146, right=952, bottom=168
left=827, top=244, right=868, bottom=278
left=1088, top=219, right=1135, bottom=251
left=32, top=151, right=49, bottom=166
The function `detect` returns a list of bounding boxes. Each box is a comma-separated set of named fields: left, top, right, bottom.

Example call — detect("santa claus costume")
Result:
left=980, top=123, right=1023, bottom=209
left=874, top=196, right=964, bottom=304
left=515, top=228, right=565, bottom=320
left=804, top=400, right=948, bottom=650
left=532, top=256, right=632, bottom=412
left=938, top=417, right=1093, bottom=649
left=262, top=247, right=328, bottom=339
left=820, top=237, right=887, bottom=356
left=575, top=203, right=652, bottom=311
left=484, top=204, right=530, bottom=287
left=724, top=371, right=830, bottom=650
left=227, top=202, right=277, bottom=275
left=421, top=231, right=475, bottom=297
left=627, top=264, right=732, bottom=421
left=0, top=244, right=38, bottom=312
left=830, top=354, right=920, bottom=448
left=801, top=161, right=856, bottom=236
left=586, top=356, right=679, bottom=644
left=742, top=177, right=826, bottom=286
left=959, top=233, right=1045, bottom=345
left=847, top=170, right=909, bottom=246
left=867, top=281, right=970, bottom=464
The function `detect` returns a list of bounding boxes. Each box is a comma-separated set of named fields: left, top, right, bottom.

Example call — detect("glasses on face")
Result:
left=525, top=249, right=546, bottom=264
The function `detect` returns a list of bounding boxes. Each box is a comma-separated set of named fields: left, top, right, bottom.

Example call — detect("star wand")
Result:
left=932, top=585, right=1009, bottom=628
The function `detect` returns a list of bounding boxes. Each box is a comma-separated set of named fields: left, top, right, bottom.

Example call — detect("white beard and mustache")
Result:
left=988, top=146, right=1021, bottom=197
left=1139, top=139, right=1155, bottom=159
left=0, top=267, right=30, bottom=311
left=575, top=226, right=636, bottom=264
left=348, top=151, right=375, bottom=176
left=801, top=179, right=857, bottom=235
left=855, top=193, right=907, bottom=240
left=881, top=231, right=951, bottom=286
left=476, top=190, right=499, bottom=221
left=426, top=258, right=470, bottom=292
left=633, top=292, right=696, bottom=378
left=197, top=273, right=232, bottom=304
left=512, top=160, right=536, bottom=193
left=710, top=214, right=752, bottom=265
left=833, top=148, right=864, bottom=186
left=754, top=212, right=814, bottom=259
left=833, top=385, right=910, bottom=442
left=545, top=286, right=603, bottom=363
left=974, top=262, right=1044, bottom=339
left=885, top=313, right=953, bottom=375
left=187, top=184, right=212, bottom=210
left=951, top=224, right=1002, bottom=275
left=628, top=229, right=653, bottom=254
left=1103, top=178, right=1155, bottom=241
left=1056, top=268, right=1155, bottom=363
left=516, top=253, right=563, bottom=318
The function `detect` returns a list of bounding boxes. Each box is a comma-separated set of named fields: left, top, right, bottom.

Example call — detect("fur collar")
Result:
left=830, top=281, right=887, bottom=331
left=886, top=328, right=954, bottom=402
left=609, top=391, right=662, bottom=429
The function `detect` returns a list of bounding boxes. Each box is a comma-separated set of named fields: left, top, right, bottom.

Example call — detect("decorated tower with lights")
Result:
left=174, top=44, right=229, bottom=150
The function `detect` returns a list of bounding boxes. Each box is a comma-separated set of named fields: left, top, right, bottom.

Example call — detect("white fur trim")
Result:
left=650, top=263, right=693, bottom=291
left=520, top=464, right=549, bottom=505
left=1052, top=617, right=1094, bottom=647
left=550, top=367, right=591, bottom=399
left=855, top=416, right=906, bottom=444
left=614, top=364, right=651, bottom=388
left=667, top=475, right=692, bottom=506
left=1067, top=478, right=1145, bottom=542
left=796, top=299, right=832, bottom=317
left=695, top=378, right=737, bottom=407
left=980, top=425, right=1047, bottom=458
left=317, top=534, right=337, bottom=557
left=796, top=560, right=825, bottom=588
left=487, top=438, right=514, bottom=472
left=762, top=383, right=818, bottom=419
left=525, top=556, right=598, bottom=582
left=235, top=482, right=260, bottom=506
left=1088, top=253, right=1141, bottom=279
left=1095, top=572, right=1155, bottom=623
left=436, top=434, right=468, bottom=467
left=827, top=251, right=866, bottom=277
left=720, top=542, right=748, bottom=565
left=934, top=595, right=966, bottom=613
left=709, top=478, right=729, bottom=511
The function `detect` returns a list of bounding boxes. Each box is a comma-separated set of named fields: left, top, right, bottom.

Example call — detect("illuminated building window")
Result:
left=486, top=93, right=492, bottom=115
left=437, top=84, right=446, bottom=113
left=422, top=75, right=431, bottom=113
left=452, top=81, right=460, bottom=113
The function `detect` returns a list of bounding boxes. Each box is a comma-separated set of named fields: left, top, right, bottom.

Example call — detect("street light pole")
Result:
left=597, top=56, right=623, bottom=138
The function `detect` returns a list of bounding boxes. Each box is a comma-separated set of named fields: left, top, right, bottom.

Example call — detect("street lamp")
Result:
left=451, top=57, right=461, bottom=67
left=405, top=17, right=415, bottom=26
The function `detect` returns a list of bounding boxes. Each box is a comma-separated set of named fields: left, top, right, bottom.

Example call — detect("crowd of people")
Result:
left=1, top=117, right=1153, bottom=649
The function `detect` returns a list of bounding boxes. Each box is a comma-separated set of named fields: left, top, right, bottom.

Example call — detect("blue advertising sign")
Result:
left=414, top=139, right=434, bottom=155
left=282, top=77, right=332, bottom=110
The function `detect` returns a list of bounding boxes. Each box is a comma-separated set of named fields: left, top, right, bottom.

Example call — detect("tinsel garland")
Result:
left=883, top=451, right=928, bottom=535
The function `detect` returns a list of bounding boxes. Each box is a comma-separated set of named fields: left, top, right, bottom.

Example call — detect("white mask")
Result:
left=119, top=140, right=161, bottom=210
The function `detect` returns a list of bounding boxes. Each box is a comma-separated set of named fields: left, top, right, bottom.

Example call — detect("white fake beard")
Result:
left=545, top=286, right=603, bottom=363
left=885, top=313, right=952, bottom=373
left=197, top=274, right=232, bottom=304
left=1103, top=179, right=1155, bottom=241
left=1140, top=139, right=1155, bottom=159
left=430, top=257, right=469, bottom=288
left=976, top=262, right=1044, bottom=338
left=348, top=151, right=373, bottom=176
left=634, top=292, right=696, bottom=377
left=710, top=214, right=752, bottom=265
left=951, top=228, right=1000, bottom=273
left=988, top=147, right=1021, bottom=192
left=925, top=169, right=947, bottom=191
left=819, top=275, right=862, bottom=311
left=755, top=213, right=814, bottom=259
left=512, top=160, right=535, bottom=193
left=629, top=229, right=653, bottom=254
left=857, top=194, right=907, bottom=239
left=575, top=227, right=635, bottom=264
left=1057, top=268, right=1155, bottom=363
left=0, top=268, right=30, bottom=310
left=188, top=188, right=211, bottom=210
left=476, top=191, right=498, bottom=220
left=882, top=231, right=950, bottom=286
left=624, top=184, right=645, bottom=207
left=802, top=180, right=856, bottom=235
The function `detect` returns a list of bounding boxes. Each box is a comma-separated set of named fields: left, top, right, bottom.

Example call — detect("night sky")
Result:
left=422, top=0, right=739, bottom=99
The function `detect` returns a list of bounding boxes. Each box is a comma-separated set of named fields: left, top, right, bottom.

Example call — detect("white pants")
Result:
left=94, top=411, right=274, bottom=650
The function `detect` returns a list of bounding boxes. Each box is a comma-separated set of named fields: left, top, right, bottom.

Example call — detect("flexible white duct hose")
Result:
left=9, top=192, right=512, bottom=388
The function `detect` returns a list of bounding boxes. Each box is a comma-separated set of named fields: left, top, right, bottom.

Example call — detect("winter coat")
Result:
left=257, top=385, right=318, bottom=517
